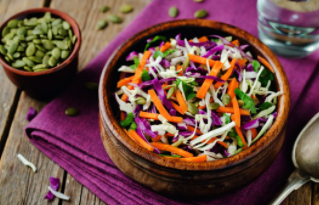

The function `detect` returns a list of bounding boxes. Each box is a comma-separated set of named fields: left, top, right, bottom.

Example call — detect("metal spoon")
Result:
left=270, top=112, right=319, bottom=205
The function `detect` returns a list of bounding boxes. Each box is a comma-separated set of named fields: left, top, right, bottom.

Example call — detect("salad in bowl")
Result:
left=114, top=34, right=283, bottom=162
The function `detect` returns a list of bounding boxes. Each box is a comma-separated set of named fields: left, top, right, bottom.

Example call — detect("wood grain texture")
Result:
left=0, top=93, right=64, bottom=205
left=313, top=183, right=319, bottom=205
left=283, top=181, right=313, bottom=205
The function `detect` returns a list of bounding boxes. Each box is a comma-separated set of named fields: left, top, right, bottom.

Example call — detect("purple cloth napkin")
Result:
left=26, top=0, right=319, bottom=204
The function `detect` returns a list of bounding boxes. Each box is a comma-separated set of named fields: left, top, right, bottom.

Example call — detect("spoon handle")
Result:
left=270, top=169, right=310, bottom=205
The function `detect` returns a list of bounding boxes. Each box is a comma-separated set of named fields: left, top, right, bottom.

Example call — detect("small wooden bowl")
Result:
left=99, top=19, right=290, bottom=197
left=0, top=8, right=81, bottom=99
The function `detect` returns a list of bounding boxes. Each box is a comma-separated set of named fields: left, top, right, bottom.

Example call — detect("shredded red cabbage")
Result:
left=202, top=44, right=224, bottom=58
left=26, top=107, right=37, bottom=121
left=44, top=177, right=60, bottom=200
left=126, top=51, right=138, bottom=61
left=152, top=78, right=173, bottom=110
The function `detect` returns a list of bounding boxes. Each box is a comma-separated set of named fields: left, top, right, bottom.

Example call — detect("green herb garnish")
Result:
left=234, top=88, right=256, bottom=114
left=141, top=70, right=151, bottom=82
left=252, top=60, right=260, bottom=72
left=258, top=102, right=274, bottom=110
left=144, top=35, right=166, bottom=51
left=120, top=112, right=134, bottom=128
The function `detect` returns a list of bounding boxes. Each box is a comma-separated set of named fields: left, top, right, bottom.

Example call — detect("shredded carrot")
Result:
left=176, top=90, right=188, bottom=113
left=177, top=65, right=183, bottom=76
left=128, top=130, right=154, bottom=152
left=216, top=107, right=250, bottom=116
left=187, top=54, right=216, bottom=67
left=177, top=155, right=207, bottom=162
left=257, top=55, right=275, bottom=73
left=227, top=78, right=239, bottom=100
left=251, top=128, right=258, bottom=140
left=198, top=105, right=206, bottom=109
left=232, top=96, right=241, bottom=127
left=160, top=42, right=171, bottom=52
left=171, top=101, right=185, bottom=115
left=234, top=126, right=247, bottom=147
left=198, top=36, right=209, bottom=42
left=121, top=51, right=152, bottom=101
left=217, top=141, right=228, bottom=148
left=165, top=133, right=175, bottom=137
left=237, top=59, right=247, bottom=67
left=120, top=111, right=126, bottom=121
left=117, top=76, right=134, bottom=88
left=231, top=39, right=240, bottom=47
left=196, top=61, right=223, bottom=99
left=148, top=89, right=171, bottom=119
left=187, top=125, right=203, bottom=135
left=151, top=142, right=194, bottom=158
left=139, top=111, right=159, bottom=120
left=214, top=58, right=237, bottom=89
left=167, top=116, right=183, bottom=123
left=151, top=135, right=162, bottom=142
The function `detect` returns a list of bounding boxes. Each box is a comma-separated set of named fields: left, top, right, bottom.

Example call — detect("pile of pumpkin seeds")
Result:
left=0, top=12, right=77, bottom=72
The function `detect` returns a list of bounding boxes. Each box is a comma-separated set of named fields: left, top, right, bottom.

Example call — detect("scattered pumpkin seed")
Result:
left=108, top=14, right=122, bottom=23
left=65, top=107, right=79, bottom=116
left=96, top=19, right=108, bottom=30
left=182, top=56, right=189, bottom=71
left=187, top=102, right=199, bottom=115
left=238, top=100, right=245, bottom=108
left=194, top=9, right=208, bottom=18
left=99, top=6, right=110, bottom=13
left=135, top=97, right=146, bottom=105
left=209, top=102, right=220, bottom=110
left=193, top=0, right=204, bottom=2
left=85, top=82, right=99, bottom=90
left=120, top=4, right=133, bottom=13
left=166, top=86, right=175, bottom=99
left=222, top=94, right=231, bottom=105
left=168, top=6, right=178, bottom=18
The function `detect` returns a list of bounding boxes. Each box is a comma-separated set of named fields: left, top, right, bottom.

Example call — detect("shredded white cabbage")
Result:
left=118, top=65, right=136, bottom=73
left=246, top=129, right=252, bottom=147
left=17, top=153, right=37, bottom=172
left=210, top=85, right=224, bottom=106
left=253, top=106, right=276, bottom=119
left=251, top=114, right=274, bottom=144
left=248, top=66, right=264, bottom=96
left=115, top=94, right=133, bottom=113
left=265, top=91, right=283, bottom=103
left=48, top=186, right=70, bottom=200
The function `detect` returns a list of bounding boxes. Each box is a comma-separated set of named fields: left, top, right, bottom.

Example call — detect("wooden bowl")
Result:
left=0, top=8, right=81, bottom=99
left=99, top=19, right=290, bottom=197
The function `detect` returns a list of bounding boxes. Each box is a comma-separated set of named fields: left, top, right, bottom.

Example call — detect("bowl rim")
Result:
left=99, top=19, right=290, bottom=171
left=0, top=7, right=81, bottom=76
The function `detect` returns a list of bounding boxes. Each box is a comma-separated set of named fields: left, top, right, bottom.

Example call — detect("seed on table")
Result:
left=99, top=6, right=110, bottom=13
left=0, top=45, right=7, bottom=55
left=194, top=9, right=208, bottom=18
left=26, top=44, right=36, bottom=56
left=193, top=0, right=204, bottom=2
left=62, top=21, right=70, bottom=30
left=12, top=60, right=25, bottom=68
left=48, top=56, right=58, bottom=67
left=168, top=6, right=178, bottom=18
left=42, top=40, right=54, bottom=50
left=17, top=27, right=26, bottom=35
left=108, top=14, right=122, bottom=23
left=28, top=56, right=43, bottom=63
left=65, top=107, right=79, bottom=116
left=120, top=4, right=133, bottom=13
left=52, top=47, right=61, bottom=59
left=7, top=19, right=19, bottom=28
left=22, top=57, right=35, bottom=67
left=96, top=20, right=108, bottom=30
left=61, top=50, right=69, bottom=59
left=85, top=82, right=99, bottom=90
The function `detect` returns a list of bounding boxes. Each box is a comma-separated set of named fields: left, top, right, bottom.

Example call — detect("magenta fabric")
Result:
left=25, top=0, right=319, bottom=204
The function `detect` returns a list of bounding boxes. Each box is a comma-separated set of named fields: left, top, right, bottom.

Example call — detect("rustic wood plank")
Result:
left=283, top=181, right=312, bottom=205
left=313, top=183, right=319, bottom=205
left=47, top=0, right=150, bottom=204
left=0, top=93, right=65, bottom=205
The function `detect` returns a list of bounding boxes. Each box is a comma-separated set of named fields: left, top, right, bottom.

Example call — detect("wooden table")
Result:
left=0, top=0, right=317, bottom=204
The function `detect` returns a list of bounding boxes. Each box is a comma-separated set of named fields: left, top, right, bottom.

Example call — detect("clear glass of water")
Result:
left=257, top=0, right=319, bottom=58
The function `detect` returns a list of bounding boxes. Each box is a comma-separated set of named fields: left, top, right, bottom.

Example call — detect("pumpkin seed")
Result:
left=26, top=44, right=36, bottom=56
left=54, top=35, right=64, bottom=39
left=32, top=39, right=41, bottom=44
left=35, top=44, right=46, bottom=52
left=96, top=20, right=108, bottom=30
left=52, top=26, right=58, bottom=35
left=47, top=29, right=52, bottom=40
left=7, top=19, right=19, bottom=28
left=65, top=107, right=79, bottom=116
left=222, top=94, right=231, bottom=105
left=8, top=42, right=18, bottom=54
left=42, top=55, right=50, bottom=66
left=238, top=100, right=245, bottom=108
left=18, top=21, right=24, bottom=27
left=25, top=35, right=36, bottom=41
left=209, top=102, right=220, bottom=110
left=193, top=0, right=204, bottom=2
left=32, top=64, right=47, bottom=70
left=48, top=56, right=58, bottom=67
left=72, top=35, right=77, bottom=44
left=108, top=14, right=122, bottom=23
left=99, top=6, right=110, bottom=13
left=44, top=12, right=51, bottom=22
left=12, top=60, right=25, bottom=68
left=6, top=53, right=14, bottom=61
left=17, top=27, right=26, bottom=35
left=187, top=102, right=199, bottom=115
left=62, top=21, right=70, bottom=30
left=0, top=45, right=7, bottom=55
left=166, top=86, right=175, bottom=99
left=16, top=46, right=24, bottom=52
left=23, top=66, right=32, bottom=72
left=42, top=40, right=54, bottom=50
left=85, top=82, right=99, bottom=90
left=193, top=101, right=199, bottom=107
left=68, top=29, right=73, bottom=40
left=4, top=56, right=11, bottom=62
left=120, top=4, right=133, bottom=13
left=135, top=97, right=146, bottom=105
left=54, top=41, right=68, bottom=50
left=2, top=27, right=10, bottom=37
left=52, top=47, right=61, bottom=59
left=182, top=56, right=189, bottom=71
left=33, top=68, right=49, bottom=72
left=35, top=50, right=45, bottom=57
left=58, top=28, right=68, bottom=36
left=22, top=57, right=35, bottom=67
left=28, top=56, right=42, bottom=63
left=51, top=19, right=62, bottom=27
left=194, top=9, right=208, bottom=18
left=41, top=21, right=48, bottom=33
left=168, top=6, right=178, bottom=18
left=61, top=50, right=69, bottom=59
left=12, top=52, right=20, bottom=58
